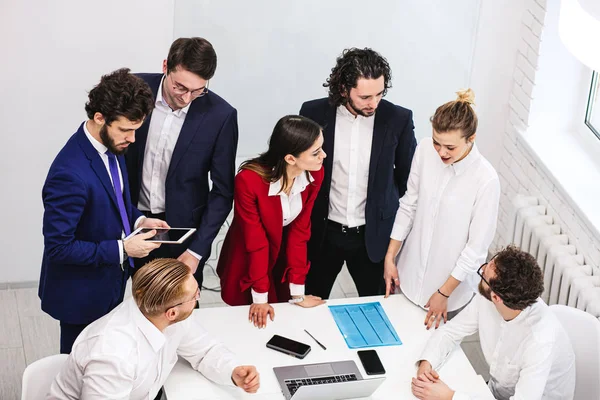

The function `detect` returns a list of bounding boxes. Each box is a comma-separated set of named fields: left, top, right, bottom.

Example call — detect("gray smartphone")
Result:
left=266, top=334, right=311, bottom=359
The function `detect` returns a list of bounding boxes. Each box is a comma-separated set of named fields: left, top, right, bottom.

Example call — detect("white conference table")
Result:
left=164, top=294, right=493, bottom=399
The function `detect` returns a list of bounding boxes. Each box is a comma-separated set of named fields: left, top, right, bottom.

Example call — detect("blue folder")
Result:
left=328, top=302, right=402, bottom=349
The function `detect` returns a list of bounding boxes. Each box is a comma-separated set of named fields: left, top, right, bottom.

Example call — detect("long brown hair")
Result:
left=240, top=115, right=322, bottom=192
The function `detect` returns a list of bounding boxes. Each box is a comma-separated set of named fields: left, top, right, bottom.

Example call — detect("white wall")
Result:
left=0, top=0, right=549, bottom=283
left=492, top=0, right=600, bottom=268
left=173, top=0, right=481, bottom=158
left=468, top=0, right=528, bottom=168
left=0, top=0, right=175, bottom=283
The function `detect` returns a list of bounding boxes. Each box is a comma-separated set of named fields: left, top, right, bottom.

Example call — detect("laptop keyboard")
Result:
left=285, top=374, right=358, bottom=396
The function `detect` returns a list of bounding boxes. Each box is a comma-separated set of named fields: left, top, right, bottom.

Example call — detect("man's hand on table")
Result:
left=232, top=365, right=260, bottom=393
left=412, top=360, right=454, bottom=400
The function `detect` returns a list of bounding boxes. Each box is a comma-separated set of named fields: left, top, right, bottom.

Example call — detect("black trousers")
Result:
left=306, top=221, right=384, bottom=299
left=59, top=322, right=89, bottom=354
left=132, top=211, right=204, bottom=288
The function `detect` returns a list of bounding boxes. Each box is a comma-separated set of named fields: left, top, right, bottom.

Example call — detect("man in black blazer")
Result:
left=300, top=48, right=416, bottom=298
left=126, top=38, right=238, bottom=287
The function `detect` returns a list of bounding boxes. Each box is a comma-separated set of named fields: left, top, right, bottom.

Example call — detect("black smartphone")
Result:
left=266, top=334, right=311, bottom=359
left=357, top=349, right=386, bottom=375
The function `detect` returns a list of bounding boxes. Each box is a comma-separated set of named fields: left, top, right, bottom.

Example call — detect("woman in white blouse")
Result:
left=384, top=89, right=500, bottom=329
left=217, top=115, right=327, bottom=328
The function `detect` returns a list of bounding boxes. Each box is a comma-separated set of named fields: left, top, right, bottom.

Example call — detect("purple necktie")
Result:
left=106, top=152, right=134, bottom=268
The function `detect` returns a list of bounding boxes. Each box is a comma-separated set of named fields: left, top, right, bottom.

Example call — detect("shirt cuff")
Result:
left=187, top=249, right=202, bottom=261
left=390, top=218, right=411, bottom=241
left=290, top=283, right=305, bottom=297
left=251, top=289, right=268, bottom=304
left=451, top=267, right=468, bottom=282
left=118, top=240, right=124, bottom=264
left=134, top=216, right=146, bottom=230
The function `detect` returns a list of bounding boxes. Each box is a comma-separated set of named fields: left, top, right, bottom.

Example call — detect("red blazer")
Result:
left=217, top=167, right=324, bottom=306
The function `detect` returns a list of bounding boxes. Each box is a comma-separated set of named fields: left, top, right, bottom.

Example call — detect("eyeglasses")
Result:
left=165, top=287, right=200, bottom=312
left=477, top=262, right=505, bottom=300
left=168, top=74, right=209, bottom=98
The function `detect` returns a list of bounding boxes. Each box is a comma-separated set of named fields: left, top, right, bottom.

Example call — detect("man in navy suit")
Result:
left=40, top=68, right=169, bottom=353
left=125, top=37, right=239, bottom=287
left=300, top=48, right=417, bottom=299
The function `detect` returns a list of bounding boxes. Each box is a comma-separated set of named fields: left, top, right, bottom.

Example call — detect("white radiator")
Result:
left=509, top=195, right=600, bottom=318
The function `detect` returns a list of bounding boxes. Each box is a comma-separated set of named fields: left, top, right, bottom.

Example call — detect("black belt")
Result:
left=328, top=220, right=364, bottom=234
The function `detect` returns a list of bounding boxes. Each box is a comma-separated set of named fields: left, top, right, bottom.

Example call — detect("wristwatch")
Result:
left=288, top=296, right=304, bottom=304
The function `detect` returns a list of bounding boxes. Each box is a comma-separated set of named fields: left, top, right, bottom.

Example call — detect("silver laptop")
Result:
left=273, top=360, right=385, bottom=400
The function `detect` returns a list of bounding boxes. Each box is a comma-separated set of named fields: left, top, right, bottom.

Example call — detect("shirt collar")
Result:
left=128, top=298, right=166, bottom=352
left=268, top=171, right=314, bottom=197
left=449, top=142, right=481, bottom=175
left=82, top=120, right=108, bottom=155
left=336, top=104, right=374, bottom=122
left=156, top=75, right=192, bottom=117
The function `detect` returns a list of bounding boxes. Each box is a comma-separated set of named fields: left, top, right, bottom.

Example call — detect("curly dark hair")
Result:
left=167, top=37, right=217, bottom=80
left=323, top=48, right=392, bottom=107
left=85, top=68, right=154, bottom=126
left=489, top=245, right=544, bottom=310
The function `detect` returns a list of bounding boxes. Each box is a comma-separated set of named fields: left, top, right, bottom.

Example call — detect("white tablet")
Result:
left=125, top=227, right=196, bottom=244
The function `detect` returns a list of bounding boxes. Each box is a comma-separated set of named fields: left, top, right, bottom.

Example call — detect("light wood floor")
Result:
left=0, top=266, right=488, bottom=399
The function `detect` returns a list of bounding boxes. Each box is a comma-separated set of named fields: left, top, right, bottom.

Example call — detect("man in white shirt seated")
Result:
left=411, top=246, right=575, bottom=400
left=48, top=258, right=260, bottom=399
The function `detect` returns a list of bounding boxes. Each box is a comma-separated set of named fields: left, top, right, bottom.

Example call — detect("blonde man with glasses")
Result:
left=49, top=259, right=259, bottom=400
left=125, top=37, right=239, bottom=287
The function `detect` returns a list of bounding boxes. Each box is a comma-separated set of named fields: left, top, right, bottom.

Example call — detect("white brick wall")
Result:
left=492, top=1, right=600, bottom=268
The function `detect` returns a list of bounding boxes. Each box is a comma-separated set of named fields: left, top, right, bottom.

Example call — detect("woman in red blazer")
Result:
left=217, top=115, right=327, bottom=328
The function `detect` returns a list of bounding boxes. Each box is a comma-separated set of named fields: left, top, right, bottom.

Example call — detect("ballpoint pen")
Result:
left=304, top=329, right=327, bottom=350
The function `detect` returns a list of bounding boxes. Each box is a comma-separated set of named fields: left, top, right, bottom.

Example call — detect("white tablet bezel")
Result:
left=125, top=227, right=197, bottom=244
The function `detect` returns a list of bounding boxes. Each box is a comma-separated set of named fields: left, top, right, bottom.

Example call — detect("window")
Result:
left=585, top=71, right=600, bottom=139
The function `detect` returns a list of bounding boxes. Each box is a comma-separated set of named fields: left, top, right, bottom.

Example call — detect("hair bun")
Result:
left=456, top=88, right=475, bottom=105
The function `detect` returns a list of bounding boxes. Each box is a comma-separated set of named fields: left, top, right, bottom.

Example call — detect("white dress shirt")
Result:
left=251, top=172, right=314, bottom=304
left=328, top=105, right=374, bottom=228
left=391, top=137, right=500, bottom=311
left=48, top=298, right=238, bottom=400
left=83, top=121, right=144, bottom=264
left=419, top=295, right=576, bottom=400
left=138, top=76, right=190, bottom=214
left=137, top=76, right=200, bottom=260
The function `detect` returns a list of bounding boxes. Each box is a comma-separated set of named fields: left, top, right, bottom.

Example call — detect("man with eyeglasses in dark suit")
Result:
left=126, top=37, right=239, bottom=287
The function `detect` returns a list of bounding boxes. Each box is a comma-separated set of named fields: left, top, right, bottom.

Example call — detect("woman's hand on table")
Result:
left=424, top=291, right=448, bottom=330
left=248, top=303, right=275, bottom=328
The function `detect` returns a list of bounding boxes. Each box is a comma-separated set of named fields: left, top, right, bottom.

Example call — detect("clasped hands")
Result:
left=248, top=295, right=325, bottom=329
left=411, top=360, right=455, bottom=400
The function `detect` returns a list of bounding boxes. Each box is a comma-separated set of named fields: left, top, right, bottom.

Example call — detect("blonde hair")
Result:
left=430, top=88, right=478, bottom=140
left=132, top=258, right=190, bottom=316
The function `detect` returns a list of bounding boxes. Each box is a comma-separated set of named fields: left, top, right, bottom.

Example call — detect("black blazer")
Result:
left=300, top=98, right=416, bottom=263
left=126, top=73, right=239, bottom=263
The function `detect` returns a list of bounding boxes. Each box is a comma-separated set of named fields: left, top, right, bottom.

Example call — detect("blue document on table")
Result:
left=328, top=302, right=402, bottom=349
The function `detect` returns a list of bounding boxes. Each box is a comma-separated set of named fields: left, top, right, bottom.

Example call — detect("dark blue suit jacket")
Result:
left=39, top=124, right=142, bottom=324
left=300, top=98, right=417, bottom=263
left=126, top=73, right=238, bottom=266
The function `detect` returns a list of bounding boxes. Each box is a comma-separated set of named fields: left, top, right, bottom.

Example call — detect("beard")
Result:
left=347, top=97, right=376, bottom=117
left=478, top=279, right=492, bottom=302
left=100, top=124, right=128, bottom=156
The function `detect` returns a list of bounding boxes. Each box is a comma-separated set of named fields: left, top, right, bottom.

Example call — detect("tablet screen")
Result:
left=138, top=228, right=194, bottom=243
